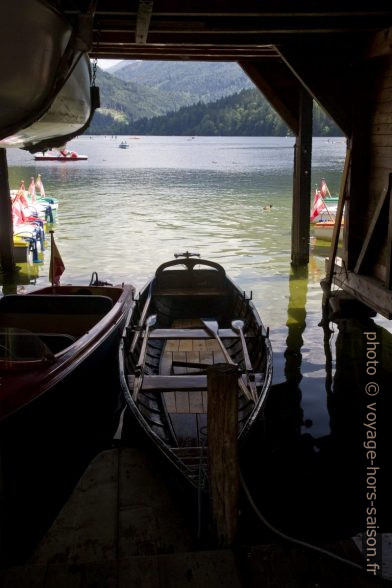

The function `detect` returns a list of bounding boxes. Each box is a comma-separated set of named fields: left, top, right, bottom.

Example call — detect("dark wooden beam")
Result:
left=240, top=60, right=300, bottom=133
left=354, top=174, right=392, bottom=275
left=0, top=149, right=16, bottom=276
left=277, top=44, right=356, bottom=136
left=87, top=0, right=392, bottom=18
left=333, top=260, right=392, bottom=319
left=291, top=89, right=313, bottom=266
left=366, top=27, right=392, bottom=58
left=135, top=0, right=153, bottom=43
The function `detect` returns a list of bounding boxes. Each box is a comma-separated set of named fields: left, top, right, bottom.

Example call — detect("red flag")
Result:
left=310, top=189, right=326, bottom=222
left=49, top=232, right=65, bottom=286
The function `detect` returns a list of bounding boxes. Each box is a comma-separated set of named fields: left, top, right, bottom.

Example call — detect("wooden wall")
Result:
left=338, top=52, right=392, bottom=317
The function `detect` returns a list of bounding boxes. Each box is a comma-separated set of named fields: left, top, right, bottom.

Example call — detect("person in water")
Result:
left=263, top=204, right=273, bottom=210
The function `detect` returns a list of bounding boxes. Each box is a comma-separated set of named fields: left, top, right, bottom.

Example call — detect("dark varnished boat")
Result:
left=0, top=279, right=134, bottom=563
left=120, top=254, right=272, bottom=489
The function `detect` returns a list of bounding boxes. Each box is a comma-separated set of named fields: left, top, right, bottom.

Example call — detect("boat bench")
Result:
left=154, top=288, right=226, bottom=297
left=127, top=373, right=263, bottom=392
left=0, top=294, right=113, bottom=337
left=0, top=330, right=75, bottom=355
left=149, top=328, right=243, bottom=339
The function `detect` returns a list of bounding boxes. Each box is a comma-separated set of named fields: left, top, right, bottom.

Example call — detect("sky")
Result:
left=97, top=59, right=123, bottom=70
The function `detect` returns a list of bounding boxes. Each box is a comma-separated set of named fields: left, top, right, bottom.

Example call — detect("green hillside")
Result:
left=95, top=67, right=195, bottom=122
left=107, top=60, right=253, bottom=102
left=89, top=86, right=342, bottom=137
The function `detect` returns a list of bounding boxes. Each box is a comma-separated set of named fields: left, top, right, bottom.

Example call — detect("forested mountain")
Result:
left=95, top=67, right=196, bottom=122
left=89, top=86, right=342, bottom=137
left=107, top=60, right=253, bottom=103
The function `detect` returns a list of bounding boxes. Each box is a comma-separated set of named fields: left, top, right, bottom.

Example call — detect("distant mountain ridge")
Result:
left=107, top=60, right=254, bottom=103
left=89, top=61, right=341, bottom=137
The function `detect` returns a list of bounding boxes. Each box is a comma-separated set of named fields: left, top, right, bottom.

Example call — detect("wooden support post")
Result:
left=291, top=90, right=313, bottom=266
left=207, top=363, right=239, bottom=547
left=0, top=148, right=16, bottom=276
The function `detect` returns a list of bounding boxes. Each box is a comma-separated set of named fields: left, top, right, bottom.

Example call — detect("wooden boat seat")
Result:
left=0, top=295, right=114, bottom=337
left=0, top=330, right=76, bottom=356
left=0, top=294, right=113, bottom=314
left=127, top=373, right=263, bottom=392
left=149, top=328, right=243, bottom=339
left=154, top=288, right=225, bottom=297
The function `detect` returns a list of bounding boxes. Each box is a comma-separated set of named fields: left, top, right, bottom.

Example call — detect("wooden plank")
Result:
left=207, top=365, right=239, bottom=547
left=354, top=173, right=392, bottom=274
left=324, top=147, right=351, bottom=290
left=213, top=349, right=226, bottom=364
left=186, top=351, right=201, bottom=373
left=366, top=27, right=392, bottom=59
left=385, top=174, right=392, bottom=288
left=193, top=338, right=207, bottom=351
left=189, top=391, right=204, bottom=413
left=179, top=339, right=193, bottom=352
left=291, top=88, right=313, bottom=266
left=128, top=374, right=264, bottom=391
left=206, top=338, right=220, bottom=352
left=165, top=339, right=180, bottom=351
left=150, top=328, right=240, bottom=339
left=160, top=350, right=173, bottom=375
left=135, top=0, right=153, bottom=44
left=163, top=390, right=176, bottom=413
left=333, top=261, right=392, bottom=319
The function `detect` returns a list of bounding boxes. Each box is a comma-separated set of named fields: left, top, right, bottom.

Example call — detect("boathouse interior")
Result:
left=1, top=2, right=392, bottom=582
left=1, top=1, right=392, bottom=318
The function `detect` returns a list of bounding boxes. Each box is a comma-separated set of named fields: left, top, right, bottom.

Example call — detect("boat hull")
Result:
left=34, top=154, right=88, bottom=161
left=0, top=283, right=135, bottom=563
left=120, top=257, right=273, bottom=490
left=0, top=2, right=92, bottom=150
left=313, top=221, right=344, bottom=242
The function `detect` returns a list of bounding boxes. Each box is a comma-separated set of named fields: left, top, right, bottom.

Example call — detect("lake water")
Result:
left=5, top=136, right=392, bottom=542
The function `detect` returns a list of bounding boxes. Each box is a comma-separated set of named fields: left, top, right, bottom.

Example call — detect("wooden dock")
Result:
left=0, top=448, right=384, bottom=587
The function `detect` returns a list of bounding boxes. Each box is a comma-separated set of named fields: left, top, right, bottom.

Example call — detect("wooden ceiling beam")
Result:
left=84, top=0, right=392, bottom=18
left=135, top=0, right=153, bottom=43
left=276, top=44, right=357, bottom=136
left=240, top=60, right=300, bottom=133
left=366, top=27, right=392, bottom=58
left=93, top=31, right=367, bottom=46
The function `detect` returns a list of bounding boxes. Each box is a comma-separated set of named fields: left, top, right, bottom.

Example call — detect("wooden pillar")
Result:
left=0, top=148, right=16, bottom=276
left=207, top=363, right=239, bottom=547
left=291, top=90, right=313, bottom=266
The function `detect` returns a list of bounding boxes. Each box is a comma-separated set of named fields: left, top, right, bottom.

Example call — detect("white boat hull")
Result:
left=0, top=1, right=92, bottom=151
left=313, top=222, right=344, bottom=242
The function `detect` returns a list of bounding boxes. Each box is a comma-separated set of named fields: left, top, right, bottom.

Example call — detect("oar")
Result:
left=132, top=314, right=157, bottom=400
left=231, top=319, right=258, bottom=402
left=201, top=319, right=254, bottom=402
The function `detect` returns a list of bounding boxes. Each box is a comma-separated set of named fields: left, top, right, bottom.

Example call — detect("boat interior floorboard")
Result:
left=160, top=319, right=223, bottom=447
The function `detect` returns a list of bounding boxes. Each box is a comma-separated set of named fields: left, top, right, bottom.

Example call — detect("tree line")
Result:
left=88, top=88, right=343, bottom=137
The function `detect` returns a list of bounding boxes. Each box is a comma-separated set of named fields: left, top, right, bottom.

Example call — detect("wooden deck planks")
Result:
left=160, top=319, right=218, bottom=416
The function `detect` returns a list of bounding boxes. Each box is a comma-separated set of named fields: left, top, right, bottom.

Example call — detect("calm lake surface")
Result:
left=5, top=136, right=392, bottom=541
left=5, top=135, right=387, bottom=434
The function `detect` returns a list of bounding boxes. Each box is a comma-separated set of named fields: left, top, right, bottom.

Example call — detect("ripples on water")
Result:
left=6, top=136, right=391, bottom=539
left=6, top=136, right=345, bottom=426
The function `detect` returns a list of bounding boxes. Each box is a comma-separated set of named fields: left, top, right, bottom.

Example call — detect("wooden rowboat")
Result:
left=120, top=254, right=273, bottom=489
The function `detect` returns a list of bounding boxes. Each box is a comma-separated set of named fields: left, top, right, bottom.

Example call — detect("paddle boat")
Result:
left=118, top=140, right=130, bottom=149
left=120, top=253, right=272, bottom=490
left=34, top=149, right=88, bottom=161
